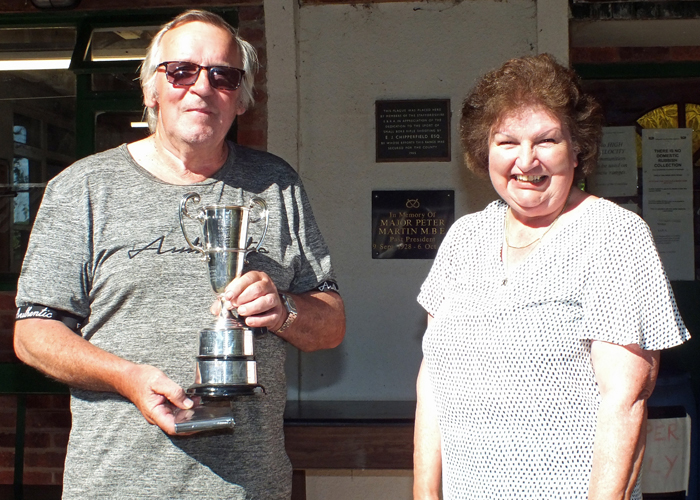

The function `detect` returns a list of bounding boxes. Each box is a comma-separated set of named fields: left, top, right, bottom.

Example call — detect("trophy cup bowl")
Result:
left=179, top=192, right=269, bottom=399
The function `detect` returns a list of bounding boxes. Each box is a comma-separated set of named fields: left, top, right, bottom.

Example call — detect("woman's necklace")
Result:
left=501, top=196, right=571, bottom=286
left=504, top=200, right=568, bottom=249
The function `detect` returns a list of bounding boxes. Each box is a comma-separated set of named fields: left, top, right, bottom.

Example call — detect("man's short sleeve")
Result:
left=16, top=173, right=92, bottom=321
left=280, top=178, right=337, bottom=295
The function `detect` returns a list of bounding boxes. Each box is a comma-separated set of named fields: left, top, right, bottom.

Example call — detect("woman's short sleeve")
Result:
left=418, top=222, right=458, bottom=317
left=581, top=207, right=689, bottom=349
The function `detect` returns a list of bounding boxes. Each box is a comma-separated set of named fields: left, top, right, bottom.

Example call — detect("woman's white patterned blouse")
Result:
left=418, top=198, right=689, bottom=500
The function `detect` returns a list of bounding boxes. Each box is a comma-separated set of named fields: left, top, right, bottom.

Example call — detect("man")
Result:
left=14, top=10, right=345, bottom=499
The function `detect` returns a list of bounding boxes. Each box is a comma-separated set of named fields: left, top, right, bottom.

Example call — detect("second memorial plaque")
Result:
left=372, top=190, right=454, bottom=259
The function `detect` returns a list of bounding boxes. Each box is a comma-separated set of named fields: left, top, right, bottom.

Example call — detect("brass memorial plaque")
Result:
left=372, top=190, right=454, bottom=259
left=376, top=99, right=451, bottom=162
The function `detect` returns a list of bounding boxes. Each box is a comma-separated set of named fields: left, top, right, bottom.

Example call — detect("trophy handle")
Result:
left=246, top=197, right=269, bottom=256
left=179, top=192, right=206, bottom=256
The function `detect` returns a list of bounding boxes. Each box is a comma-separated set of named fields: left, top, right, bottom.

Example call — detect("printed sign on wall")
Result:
left=588, top=126, right=638, bottom=197
left=642, top=128, right=695, bottom=281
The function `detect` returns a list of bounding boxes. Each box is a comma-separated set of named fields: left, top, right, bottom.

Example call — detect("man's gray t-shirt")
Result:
left=16, top=143, right=336, bottom=499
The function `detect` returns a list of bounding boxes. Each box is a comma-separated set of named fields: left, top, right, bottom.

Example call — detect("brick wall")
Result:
left=0, top=289, right=72, bottom=487
left=237, top=5, right=268, bottom=151
left=0, top=292, right=17, bottom=365
left=0, top=395, right=17, bottom=485
left=0, top=5, right=268, bottom=489
left=0, top=291, right=19, bottom=485
left=22, top=395, right=71, bottom=485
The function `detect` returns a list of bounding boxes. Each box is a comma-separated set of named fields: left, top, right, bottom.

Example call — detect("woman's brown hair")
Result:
left=460, top=53, right=604, bottom=179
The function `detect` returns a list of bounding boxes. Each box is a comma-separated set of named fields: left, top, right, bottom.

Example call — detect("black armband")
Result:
left=16, top=305, right=84, bottom=333
left=316, top=280, right=339, bottom=293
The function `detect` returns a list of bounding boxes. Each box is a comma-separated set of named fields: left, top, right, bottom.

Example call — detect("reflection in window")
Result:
left=13, top=125, right=27, bottom=144
left=91, top=72, right=142, bottom=92
left=13, top=114, right=41, bottom=148
left=636, top=105, right=680, bottom=167
left=90, top=27, right=159, bottom=62
left=0, top=40, right=76, bottom=275
left=12, top=157, right=29, bottom=184
left=95, top=111, right=149, bottom=153
left=47, top=162, right=68, bottom=180
left=14, top=192, right=30, bottom=224
left=0, top=27, right=75, bottom=67
left=12, top=157, right=30, bottom=224
left=47, top=123, right=75, bottom=156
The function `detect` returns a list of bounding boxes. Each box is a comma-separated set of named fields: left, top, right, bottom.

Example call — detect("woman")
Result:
left=413, top=54, right=689, bottom=500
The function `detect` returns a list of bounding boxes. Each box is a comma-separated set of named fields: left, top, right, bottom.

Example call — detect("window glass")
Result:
left=0, top=68, right=76, bottom=273
left=14, top=114, right=41, bottom=148
left=13, top=192, right=30, bottom=224
left=637, top=104, right=679, bottom=129
left=684, top=103, right=700, bottom=166
left=12, top=156, right=41, bottom=225
left=12, top=157, right=29, bottom=185
left=0, top=27, right=74, bottom=69
left=634, top=103, right=700, bottom=280
left=95, top=111, right=149, bottom=153
left=47, top=123, right=75, bottom=156
left=13, top=125, right=26, bottom=144
left=91, top=72, right=142, bottom=92
left=90, top=27, right=159, bottom=62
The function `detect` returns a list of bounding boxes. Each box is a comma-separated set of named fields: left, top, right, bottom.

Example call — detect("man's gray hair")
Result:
left=140, top=9, right=258, bottom=132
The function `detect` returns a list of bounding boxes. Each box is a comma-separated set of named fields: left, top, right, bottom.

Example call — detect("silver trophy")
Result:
left=178, top=192, right=269, bottom=403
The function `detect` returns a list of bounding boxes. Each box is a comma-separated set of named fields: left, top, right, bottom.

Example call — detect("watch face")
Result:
left=283, top=294, right=297, bottom=314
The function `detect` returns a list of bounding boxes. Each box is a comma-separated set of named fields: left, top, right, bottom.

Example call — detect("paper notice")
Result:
left=589, top=126, right=638, bottom=197
left=641, top=129, right=695, bottom=281
left=642, top=416, right=692, bottom=494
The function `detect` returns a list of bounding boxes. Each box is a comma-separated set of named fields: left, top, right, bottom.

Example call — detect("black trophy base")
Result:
left=187, top=383, right=266, bottom=398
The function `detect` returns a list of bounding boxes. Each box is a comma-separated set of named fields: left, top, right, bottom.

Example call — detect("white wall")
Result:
left=537, top=0, right=570, bottom=64
left=262, top=0, right=557, bottom=496
left=285, top=0, right=537, bottom=401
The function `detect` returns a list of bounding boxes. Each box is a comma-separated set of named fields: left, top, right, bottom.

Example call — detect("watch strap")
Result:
left=274, top=293, right=297, bottom=334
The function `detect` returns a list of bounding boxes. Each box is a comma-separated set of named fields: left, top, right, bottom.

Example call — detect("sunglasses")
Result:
left=157, top=61, right=245, bottom=91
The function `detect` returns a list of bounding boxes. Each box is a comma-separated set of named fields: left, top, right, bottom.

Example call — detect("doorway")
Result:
left=582, top=75, right=700, bottom=398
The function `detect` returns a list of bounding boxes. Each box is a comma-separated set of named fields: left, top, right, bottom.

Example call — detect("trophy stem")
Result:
left=215, top=295, right=246, bottom=330
left=218, top=295, right=231, bottom=319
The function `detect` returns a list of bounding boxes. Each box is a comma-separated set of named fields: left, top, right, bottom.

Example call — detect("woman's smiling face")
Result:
left=488, top=106, right=578, bottom=223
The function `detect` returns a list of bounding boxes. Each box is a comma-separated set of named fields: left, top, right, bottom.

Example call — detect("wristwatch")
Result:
left=274, top=293, right=298, bottom=334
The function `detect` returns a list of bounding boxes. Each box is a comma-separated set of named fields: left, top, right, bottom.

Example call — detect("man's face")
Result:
left=147, top=21, right=246, bottom=148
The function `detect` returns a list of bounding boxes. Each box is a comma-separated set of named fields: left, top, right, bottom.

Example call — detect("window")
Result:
left=1, top=94, right=76, bottom=273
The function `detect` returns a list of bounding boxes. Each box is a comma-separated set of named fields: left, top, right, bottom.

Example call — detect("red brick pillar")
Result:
left=237, top=5, right=268, bottom=151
